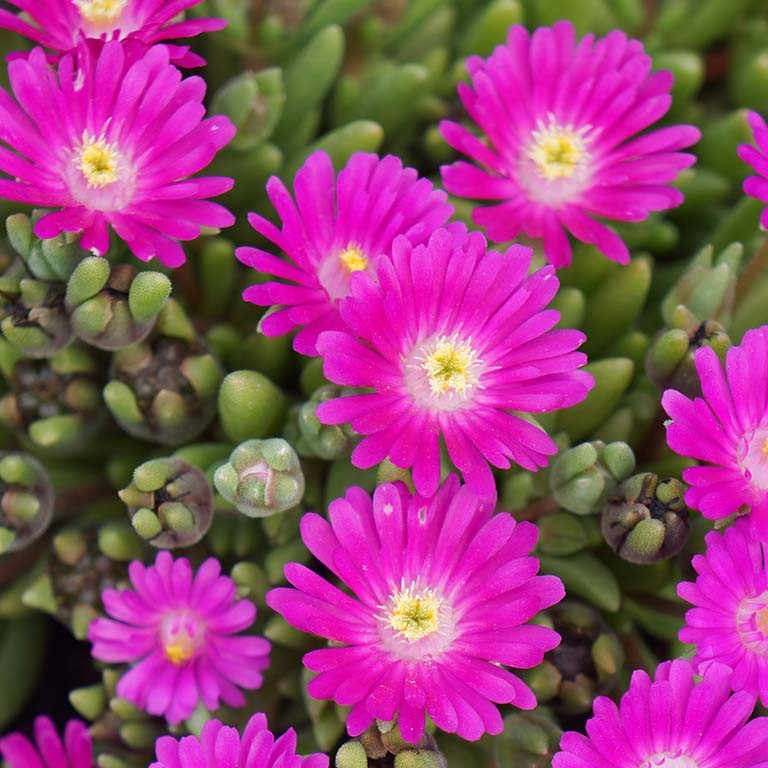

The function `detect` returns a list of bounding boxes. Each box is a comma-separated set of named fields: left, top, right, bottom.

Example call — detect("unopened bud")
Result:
left=120, top=457, right=213, bottom=548
left=295, top=385, right=359, bottom=459
left=214, top=438, right=304, bottom=518
left=602, top=474, right=690, bottom=564
left=549, top=441, right=636, bottom=515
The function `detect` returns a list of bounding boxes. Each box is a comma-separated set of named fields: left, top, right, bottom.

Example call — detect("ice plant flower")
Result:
left=440, top=21, right=700, bottom=268
left=0, top=717, right=93, bottom=768
left=236, top=150, right=454, bottom=356
left=678, top=517, right=768, bottom=706
left=150, top=712, right=328, bottom=768
left=267, top=476, right=565, bottom=743
left=0, top=1, right=225, bottom=68
left=739, top=110, right=768, bottom=228
left=87, top=551, right=270, bottom=724
left=662, top=325, right=768, bottom=539
left=552, top=658, right=768, bottom=768
left=0, top=42, right=235, bottom=267
left=314, top=227, right=593, bottom=500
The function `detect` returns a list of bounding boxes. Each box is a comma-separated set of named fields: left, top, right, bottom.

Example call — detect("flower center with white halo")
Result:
left=518, top=113, right=594, bottom=206
left=317, top=242, right=370, bottom=302
left=159, top=610, right=206, bottom=666
left=640, top=754, right=699, bottom=768
left=377, top=580, right=456, bottom=660
left=740, top=429, right=768, bottom=491
left=736, top=589, right=768, bottom=655
left=74, top=0, right=128, bottom=25
left=77, top=133, right=121, bottom=189
left=404, top=333, right=483, bottom=411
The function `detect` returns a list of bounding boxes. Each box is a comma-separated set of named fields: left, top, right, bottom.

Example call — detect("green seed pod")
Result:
left=66, top=259, right=171, bottom=350
left=549, top=440, right=636, bottom=516
left=602, top=474, right=690, bottom=564
left=214, top=438, right=304, bottom=518
left=0, top=452, right=54, bottom=555
left=120, top=457, right=213, bottom=548
left=0, top=345, right=104, bottom=451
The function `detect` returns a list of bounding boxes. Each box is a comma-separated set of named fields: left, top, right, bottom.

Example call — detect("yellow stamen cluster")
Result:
left=762, top=438, right=768, bottom=457
left=77, top=134, right=120, bottom=189
left=387, top=584, right=442, bottom=642
left=74, top=0, right=128, bottom=24
left=528, top=118, right=589, bottom=181
left=163, top=626, right=198, bottom=665
left=422, top=337, right=480, bottom=396
left=337, top=244, right=368, bottom=273
left=758, top=608, right=768, bottom=637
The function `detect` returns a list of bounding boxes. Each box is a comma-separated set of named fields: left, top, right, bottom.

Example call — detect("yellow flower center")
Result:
left=387, top=585, right=442, bottom=642
left=77, top=134, right=120, bottom=189
left=163, top=629, right=197, bottom=665
left=528, top=118, right=589, bottom=181
left=337, top=244, right=368, bottom=273
left=73, top=0, right=128, bottom=24
left=160, top=611, right=204, bottom=666
left=421, top=336, right=480, bottom=396
left=758, top=607, right=768, bottom=636
left=762, top=438, right=768, bottom=457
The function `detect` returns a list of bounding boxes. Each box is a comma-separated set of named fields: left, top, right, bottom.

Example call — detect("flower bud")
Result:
left=549, top=440, right=636, bottom=515
left=104, top=302, right=223, bottom=445
left=0, top=452, right=54, bottom=554
left=602, top=473, right=690, bottom=564
left=66, top=258, right=171, bottom=350
left=0, top=271, right=73, bottom=358
left=120, top=457, right=213, bottom=548
left=294, top=385, right=358, bottom=459
left=0, top=344, right=104, bottom=451
left=214, top=438, right=304, bottom=518
left=335, top=742, right=367, bottom=768
left=646, top=306, right=731, bottom=396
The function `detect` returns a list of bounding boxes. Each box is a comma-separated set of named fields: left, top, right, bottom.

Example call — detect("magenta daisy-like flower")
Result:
left=738, top=111, right=768, bottom=227
left=0, top=717, right=93, bottom=768
left=678, top=517, right=768, bottom=705
left=236, top=150, right=454, bottom=356
left=552, top=659, right=768, bottom=768
left=87, top=551, right=270, bottom=724
left=266, top=476, right=564, bottom=743
left=150, top=713, right=328, bottom=768
left=0, top=41, right=235, bottom=267
left=440, top=21, right=701, bottom=268
left=662, top=326, right=768, bottom=540
left=314, top=226, right=593, bottom=500
left=0, top=1, right=225, bottom=68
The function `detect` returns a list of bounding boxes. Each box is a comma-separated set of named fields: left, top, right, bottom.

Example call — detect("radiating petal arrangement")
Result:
left=2, top=3, right=768, bottom=767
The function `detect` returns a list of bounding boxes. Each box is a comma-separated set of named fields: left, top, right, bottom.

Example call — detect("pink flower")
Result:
left=0, top=718, right=93, bottom=768
left=553, top=659, right=768, bottom=768
left=0, top=42, right=235, bottom=267
left=150, top=713, right=328, bottom=768
left=662, top=326, right=768, bottom=539
left=236, top=150, right=454, bottom=356
left=738, top=110, right=768, bottom=228
left=440, top=21, right=700, bottom=268
left=0, top=1, right=225, bottom=68
left=314, top=226, right=593, bottom=500
left=266, top=476, right=564, bottom=743
left=678, top=517, right=768, bottom=706
left=87, top=551, right=270, bottom=724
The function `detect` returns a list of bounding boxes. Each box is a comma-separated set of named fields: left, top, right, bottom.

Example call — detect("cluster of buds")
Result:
left=335, top=722, right=447, bottom=768
left=119, top=458, right=213, bottom=548
left=602, top=474, right=690, bottom=564
left=287, top=385, right=359, bottom=459
left=214, top=438, right=304, bottom=518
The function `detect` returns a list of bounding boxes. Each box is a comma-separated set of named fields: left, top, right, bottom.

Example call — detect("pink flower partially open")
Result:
left=553, top=659, right=768, bottom=768
left=237, top=150, right=454, bottom=356
left=739, top=110, right=768, bottom=229
left=0, top=717, right=93, bottom=768
left=267, top=476, right=564, bottom=743
left=88, top=551, right=270, bottom=724
left=662, top=326, right=768, bottom=539
left=151, top=713, right=328, bottom=768
left=315, top=226, right=593, bottom=500
left=678, top=517, right=768, bottom=706
left=440, top=21, right=700, bottom=268
left=0, top=1, right=225, bottom=68
left=0, top=42, right=235, bottom=267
